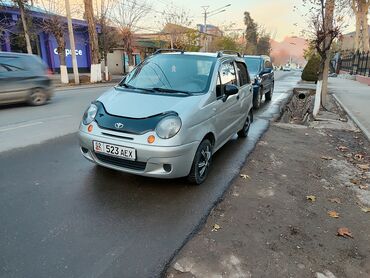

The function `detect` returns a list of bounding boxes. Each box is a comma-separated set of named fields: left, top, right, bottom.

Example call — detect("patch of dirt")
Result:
left=166, top=96, right=370, bottom=278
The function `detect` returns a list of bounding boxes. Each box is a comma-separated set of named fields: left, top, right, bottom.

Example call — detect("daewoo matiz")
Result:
left=79, top=50, right=254, bottom=184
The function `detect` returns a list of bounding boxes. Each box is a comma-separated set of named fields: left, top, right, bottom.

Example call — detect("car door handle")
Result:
left=236, top=95, right=240, bottom=100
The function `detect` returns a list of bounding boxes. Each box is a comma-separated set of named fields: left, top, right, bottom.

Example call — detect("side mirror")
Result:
left=262, top=68, right=273, bottom=74
left=223, top=84, right=239, bottom=101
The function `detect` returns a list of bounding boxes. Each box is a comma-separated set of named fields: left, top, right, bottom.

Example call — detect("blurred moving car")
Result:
left=79, top=50, right=254, bottom=184
left=243, top=55, right=274, bottom=109
left=0, top=52, right=53, bottom=106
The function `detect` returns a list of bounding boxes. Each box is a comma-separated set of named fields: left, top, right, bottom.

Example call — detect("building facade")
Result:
left=0, top=2, right=91, bottom=73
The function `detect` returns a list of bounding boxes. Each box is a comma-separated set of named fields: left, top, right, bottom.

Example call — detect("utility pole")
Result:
left=65, top=0, right=79, bottom=84
left=201, top=4, right=231, bottom=52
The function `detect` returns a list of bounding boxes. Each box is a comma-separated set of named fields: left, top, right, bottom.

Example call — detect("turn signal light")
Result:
left=87, top=124, right=93, bottom=132
left=147, top=135, right=155, bottom=144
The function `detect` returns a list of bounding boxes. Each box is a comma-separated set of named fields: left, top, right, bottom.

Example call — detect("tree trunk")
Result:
left=17, top=0, right=32, bottom=54
left=56, top=34, right=69, bottom=84
left=104, top=52, right=109, bottom=81
left=84, top=0, right=101, bottom=83
left=320, top=0, right=335, bottom=107
left=353, top=1, right=370, bottom=52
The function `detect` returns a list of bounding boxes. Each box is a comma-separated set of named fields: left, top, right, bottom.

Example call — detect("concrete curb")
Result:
left=332, top=94, right=370, bottom=141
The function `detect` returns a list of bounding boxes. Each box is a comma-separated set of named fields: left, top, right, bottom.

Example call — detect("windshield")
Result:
left=122, top=54, right=216, bottom=94
left=244, top=57, right=261, bottom=75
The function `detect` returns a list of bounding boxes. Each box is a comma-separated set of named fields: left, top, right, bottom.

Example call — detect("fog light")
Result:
left=88, top=124, right=93, bottom=132
left=147, top=135, right=155, bottom=144
left=81, top=147, right=88, bottom=153
left=163, top=164, right=172, bottom=173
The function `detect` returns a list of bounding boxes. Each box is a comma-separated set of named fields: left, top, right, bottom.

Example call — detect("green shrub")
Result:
left=302, top=55, right=321, bottom=82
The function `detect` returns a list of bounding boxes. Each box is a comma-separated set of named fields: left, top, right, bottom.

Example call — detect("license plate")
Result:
left=93, top=141, right=136, bottom=160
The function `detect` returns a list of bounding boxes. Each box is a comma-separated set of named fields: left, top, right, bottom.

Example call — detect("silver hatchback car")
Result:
left=79, top=50, right=254, bottom=184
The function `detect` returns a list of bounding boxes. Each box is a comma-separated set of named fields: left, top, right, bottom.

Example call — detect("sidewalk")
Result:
left=166, top=98, right=370, bottom=278
left=329, top=77, right=370, bottom=140
left=51, top=73, right=123, bottom=88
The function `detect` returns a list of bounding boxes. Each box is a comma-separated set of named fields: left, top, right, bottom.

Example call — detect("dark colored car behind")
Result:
left=0, top=52, right=53, bottom=106
left=243, top=55, right=274, bottom=109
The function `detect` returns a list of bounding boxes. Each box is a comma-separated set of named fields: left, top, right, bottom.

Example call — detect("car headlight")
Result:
left=83, top=103, right=98, bottom=125
left=155, top=116, right=182, bottom=139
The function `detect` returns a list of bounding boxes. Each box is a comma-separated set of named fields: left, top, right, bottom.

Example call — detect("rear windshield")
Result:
left=244, top=57, right=261, bottom=75
left=123, top=54, right=216, bottom=94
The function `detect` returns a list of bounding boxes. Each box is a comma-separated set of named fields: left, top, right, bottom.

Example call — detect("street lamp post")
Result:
left=201, top=4, right=231, bottom=52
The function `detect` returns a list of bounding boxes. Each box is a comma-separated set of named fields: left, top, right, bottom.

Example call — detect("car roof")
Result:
left=0, top=51, right=37, bottom=58
left=155, top=51, right=246, bottom=63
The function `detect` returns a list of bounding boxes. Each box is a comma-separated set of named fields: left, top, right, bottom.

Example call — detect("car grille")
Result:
left=95, top=153, right=147, bottom=171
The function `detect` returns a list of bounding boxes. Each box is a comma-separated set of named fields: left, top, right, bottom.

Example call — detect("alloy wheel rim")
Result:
left=198, top=145, right=211, bottom=178
left=244, top=115, right=251, bottom=132
left=32, top=91, right=46, bottom=104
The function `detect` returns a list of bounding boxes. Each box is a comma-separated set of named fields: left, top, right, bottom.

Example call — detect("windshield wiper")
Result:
left=151, top=87, right=193, bottom=96
left=117, top=83, right=154, bottom=93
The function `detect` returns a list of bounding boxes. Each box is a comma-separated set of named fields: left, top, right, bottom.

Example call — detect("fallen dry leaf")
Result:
left=212, top=224, right=221, bottom=232
left=306, top=195, right=316, bottom=202
left=354, top=154, right=365, bottom=161
left=361, top=207, right=370, bottom=213
left=328, top=198, right=341, bottom=204
left=328, top=210, right=340, bottom=218
left=337, top=227, right=353, bottom=238
left=240, top=174, right=250, bottom=179
left=321, top=156, right=333, bottom=161
left=337, top=146, right=349, bottom=152
left=359, top=184, right=369, bottom=190
left=357, top=164, right=370, bottom=171
left=350, top=178, right=360, bottom=185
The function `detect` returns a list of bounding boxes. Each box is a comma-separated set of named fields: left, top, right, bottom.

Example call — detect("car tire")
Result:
left=28, top=88, right=48, bottom=106
left=253, top=87, right=262, bottom=109
left=237, top=110, right=253, bottom=138
left=265, top=84, right=274, bottom=101
left=187, top=139, right=213, bottom=185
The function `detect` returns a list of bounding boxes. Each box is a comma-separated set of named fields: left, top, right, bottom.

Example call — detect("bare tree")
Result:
left=159, top=5, right=193, bottom=48
left=351, top=0, right=370, bottom=52
left=303, top=0, right=343, bottom=116
left=39, top=0, right=69, bottom=83
left=84, top=0, right=101, bottom=82
left=14, top=0, right=32, bottom=54
left=112, top=0, right=151, bottom=68
left=97, top=0, right=120, bottom=80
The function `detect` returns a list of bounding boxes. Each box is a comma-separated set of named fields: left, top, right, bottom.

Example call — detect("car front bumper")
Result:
left=79, top=129, right=200, bottom=179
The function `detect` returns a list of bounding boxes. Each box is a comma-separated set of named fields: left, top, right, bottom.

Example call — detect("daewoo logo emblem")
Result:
left=115, top=122, right=124, bottom=129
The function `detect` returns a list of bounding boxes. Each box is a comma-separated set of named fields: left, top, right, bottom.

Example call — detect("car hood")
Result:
left=98, top=87, right=202, bottom=118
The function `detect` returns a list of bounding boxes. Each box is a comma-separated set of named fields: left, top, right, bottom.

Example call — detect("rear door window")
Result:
left=236, top=62, right=250, bottom=86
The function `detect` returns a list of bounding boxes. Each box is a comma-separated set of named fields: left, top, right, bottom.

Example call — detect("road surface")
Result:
left=0, top=72, right=300, bottom=278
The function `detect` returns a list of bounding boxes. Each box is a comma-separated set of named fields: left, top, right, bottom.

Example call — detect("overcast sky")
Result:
left=141, top=0, right=356, bottom=41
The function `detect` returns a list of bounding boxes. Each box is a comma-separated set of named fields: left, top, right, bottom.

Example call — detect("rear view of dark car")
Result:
left=0, top=52, right=53, bottom=106
left=243, top=55, right=274, bottom=109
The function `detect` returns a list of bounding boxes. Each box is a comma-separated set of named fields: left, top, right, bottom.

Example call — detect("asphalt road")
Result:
left=0, top=71, right=300, bottom=278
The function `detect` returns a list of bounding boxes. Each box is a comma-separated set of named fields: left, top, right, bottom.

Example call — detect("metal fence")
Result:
left=340, top=51, right=370, bottom=77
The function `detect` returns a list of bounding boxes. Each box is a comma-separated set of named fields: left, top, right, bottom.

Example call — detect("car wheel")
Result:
left=28, top=88, right=48, bottom=106
left=238, top=110, right=253, bottom=138
left=253, top=87, right=262, bottom=109
left=265, top=84, right=274, bottom=101
left=187, top=139, right=213, bottom=185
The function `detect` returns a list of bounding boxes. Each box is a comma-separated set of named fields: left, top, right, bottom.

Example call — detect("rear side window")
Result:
left=0, top=56, right=25, bottom=72
left=236, top=62, right=250, bottom=86
left=264, top=59, right=272, bottom=69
